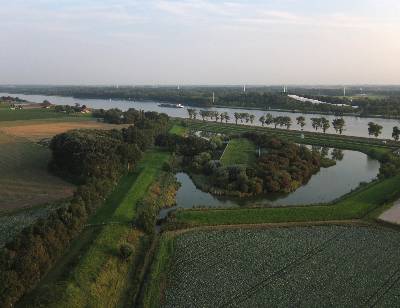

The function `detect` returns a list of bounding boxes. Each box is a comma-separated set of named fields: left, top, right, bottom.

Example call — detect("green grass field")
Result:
left=32, top=150, right=171, bottom=307
left=220, top=138, right=256, bottom=166
left=154, top=225, right=400, bottom=307
left=175, top=175, right=400, bottom=226
left=169, top=124, right=187, bottom=136
left=0, top=132, right=74, bottom=212
left=0, top=108, right=74, bottom=121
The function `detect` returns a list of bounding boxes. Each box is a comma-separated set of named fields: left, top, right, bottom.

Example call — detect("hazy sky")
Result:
left=1, top=0, right=400, bottom=85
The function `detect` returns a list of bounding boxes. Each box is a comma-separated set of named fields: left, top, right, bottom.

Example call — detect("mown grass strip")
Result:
left=220, top=138, right=256, bottom=166
left=169, top=124, right=187, bottom=136
left=175, top=175, right=400, bottom=226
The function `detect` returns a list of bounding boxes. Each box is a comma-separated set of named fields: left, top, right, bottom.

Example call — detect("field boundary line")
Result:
left=365, top=268, right=400, bottom=307
left=219, top=139, right=231, bottom=160
left=164, top=220, right=369, bottom=237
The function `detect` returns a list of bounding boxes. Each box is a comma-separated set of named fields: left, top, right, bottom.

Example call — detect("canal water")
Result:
left=2, top=92, right=400, bottom=139
left=158, top=148, right=380, bottom=218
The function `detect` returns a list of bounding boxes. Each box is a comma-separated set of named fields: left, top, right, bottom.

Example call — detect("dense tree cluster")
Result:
left=93, top=108, right=169, bottom=125
left=214, top=133, right=323, bottom=195
left=0, top=113, right=169, bottom=306
left=54, top=103, right=88, bottom=114
left=160, top=132, right=325, bottom=196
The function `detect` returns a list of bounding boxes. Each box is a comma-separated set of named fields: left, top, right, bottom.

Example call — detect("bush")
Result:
left=119, top=244, right=134, bottom=260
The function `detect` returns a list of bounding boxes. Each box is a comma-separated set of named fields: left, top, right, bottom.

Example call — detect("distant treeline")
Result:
left=0, top=86, right=354, bottom=113
left=3, top=85, right=400, bottom=116
left=0, top=111, right=169, bottom=306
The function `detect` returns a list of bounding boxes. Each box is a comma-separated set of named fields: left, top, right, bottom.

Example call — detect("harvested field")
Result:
left=0, top=120, right=126, bottom=141
left=159, top=225, right=400, bottom=307
left=0, top=133, right=74, bottom=212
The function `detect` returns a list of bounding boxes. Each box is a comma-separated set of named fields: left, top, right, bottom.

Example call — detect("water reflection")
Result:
left=159, top=148, right=379, bottom=218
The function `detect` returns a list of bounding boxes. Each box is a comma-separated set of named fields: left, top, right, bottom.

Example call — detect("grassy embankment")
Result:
left=184, top=120, right=397, bottom=154
left=21, top=150, right=170, bottom=308
left=141, top=233, right=175, bottom=308
left=220, top=138, right=256, bottom=166
left=175, top=174, right=400, bottom=226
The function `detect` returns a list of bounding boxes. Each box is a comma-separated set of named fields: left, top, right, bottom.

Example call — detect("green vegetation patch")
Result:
left=169, top=124, right=187, bottom=136
left=43, top=150, right=170, bottom=307
left=158, top=225, right=400, bottom=307
left=220, top=138, right=256, bottom=166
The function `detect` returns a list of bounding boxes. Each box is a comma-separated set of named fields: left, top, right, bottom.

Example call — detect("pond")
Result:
left=1, top=92, right=400, bottom=139
left=159, top=148, right=380, bottom=218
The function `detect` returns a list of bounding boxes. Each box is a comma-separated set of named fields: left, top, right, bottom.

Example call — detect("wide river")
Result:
left=2, top=92, right=400, bottom=139
left=159, top=148, right=380, bottom=218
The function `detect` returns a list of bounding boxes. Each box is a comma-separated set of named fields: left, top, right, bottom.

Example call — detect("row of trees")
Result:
left=188, top=108, right=400, bottom=141
left=367, top=122, right=400, bottom=140
left=188, top=109, right=346, bottom=134
left=0, top=113, right=170, bottom=306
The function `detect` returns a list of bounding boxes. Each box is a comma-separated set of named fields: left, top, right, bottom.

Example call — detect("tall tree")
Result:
left=259, top=115, right=266, bottom=126
left=368, top=122, right=383, bottom=138
left=321, top=117, right=330, bottom=133
left=296, top=116, right=306, bottom=130
left=332, top=118, right=345, bottom=134
left=234, top=112, right=239, bottom=124
left=392, top=126, right=400, bottom=141
left=311, top=118, right=321, bottom=131
left=283, top=116, right=292, bottom=129
left=265, top=113, right=274, bottom=126
left=200, top=110, right=207, bottom=121
left=273, top=117, right=280, bottom=128
left=224, top=113, right=230, bottom=123
left=249, top=114, right=255, bottom=124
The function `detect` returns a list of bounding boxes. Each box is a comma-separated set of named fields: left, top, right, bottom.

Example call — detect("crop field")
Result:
left=159, top=225, right=400, bottom=307
left=220, top=138, right=256, bottom=166
left=0, top=120, right=125, bottom=141
left=0, top=132, right=74, bottom=212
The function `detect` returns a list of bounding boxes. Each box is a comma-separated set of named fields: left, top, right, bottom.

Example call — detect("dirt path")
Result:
left=379, top=199, right=400, bottom=225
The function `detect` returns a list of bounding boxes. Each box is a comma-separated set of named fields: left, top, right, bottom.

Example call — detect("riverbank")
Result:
left=3, top=92, right=400, bottom=139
